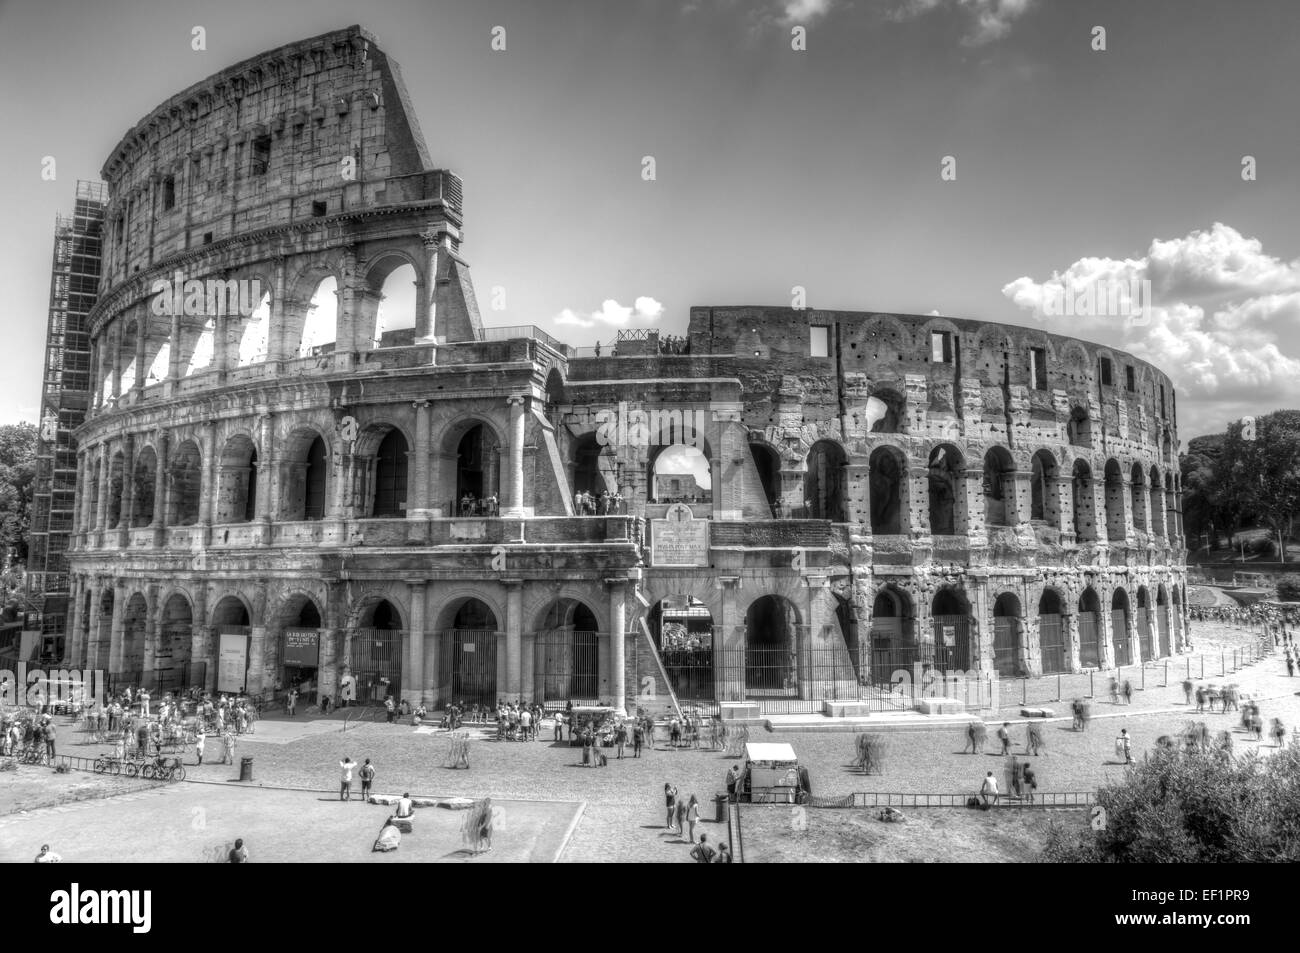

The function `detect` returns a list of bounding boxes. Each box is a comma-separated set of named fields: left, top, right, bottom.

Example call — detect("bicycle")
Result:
left=142, top=755, right=185, bottom=782
left=93, top=755, right=123, bottom=776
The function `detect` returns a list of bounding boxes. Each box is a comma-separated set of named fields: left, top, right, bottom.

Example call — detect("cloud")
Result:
left=1000, top=223, right=1300, bottom=435
left=780, top=0, right=834, bottom=25
left=554, top=297, right=665, bottom=328
left=889, top=0, right=1035, bottom=46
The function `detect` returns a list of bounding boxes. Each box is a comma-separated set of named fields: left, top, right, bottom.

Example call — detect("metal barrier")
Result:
left=727, top=800, right=745, bottom=864
left=844, top=791, right=1095, bottom=809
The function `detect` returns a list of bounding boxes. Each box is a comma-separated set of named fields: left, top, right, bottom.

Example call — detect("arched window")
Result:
left=651, top=445, right=712, bottom=504
left=1103, top=459, right=1126, bottom=541
left=372, top=264, right=417, bottom=348
left=928, top=444, right=965, bottom=535
left=169, top=441, right=202, bottom=526
left=1130, top=463, right=1146, bottom=532
left=304, top=436, right=328, bottom=520
left=217, top=436, right=258, bottom=524
left=805, top=440, right=847, bottom=521
left=868, top=446, right=904, bottom=534
left=1030, top=449, right=1058, bottom=526
left=130, top=447, right=157, bottom=527
left=1037, top=589, right=1066, bottom=674
left=372, top=430, right=409, bottom=517
left=1111, top=588, right=1131, bottom=666
left=298, top=277, right=338, bottom=358
left=237, top=291, right=271, bottom=366
left=983, top=447, right=1016, bottom=527
left=1072, top=460, right=1096, bottom=541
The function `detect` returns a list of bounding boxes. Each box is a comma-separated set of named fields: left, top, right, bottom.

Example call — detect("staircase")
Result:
left=635, top=617, right=683, bottom=722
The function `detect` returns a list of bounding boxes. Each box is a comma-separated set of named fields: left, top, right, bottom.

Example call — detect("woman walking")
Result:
left=664, top=783, right=678, bottom=831
left=685, top=794, right=701, bottom=843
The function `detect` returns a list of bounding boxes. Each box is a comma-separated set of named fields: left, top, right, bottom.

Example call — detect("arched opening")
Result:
left=868, top=446, right=904, bottom=534
left=983, top=446, right=1016, bottom=528
left=930, top=587, right=973, bottom=672
left=805, top=440, right=847, bottom=521
left=648, top=596, right=714, bottom=702
left=992, top=593, right=1023, bottom=677
left=212, top=596, right=251, bottom=627
left=184, top=316, right=215, bottom=376
left=297, top=277, right=338, bottom=357
left=1129, top=463, right=1147, bottom=532
left=168, top=441, right=202, bottom=526
left=570, top=431, right=614, bottom=502
left=534, top=598, right=601, bottom=703
left=1103, top=459, right=1126, bottom=541
left=927, top=444, right=965, bottom=535
left=749, top=442, right=782, bottom=514
left=371, top=430, right=409, bottom=517
left=868, top=586, right=916, bottom=686
left=277, top=594, right=319, bottom=702
left=650, top=444, right=712, bottom=504
left=121, top=593, right=148, bottom=678
left=372, top=263, right=418, bottom=348
left=866, top=388, right=905, bottom=434
left=353, top=598, right=404, bottom=704
left=120, top=321, right=139, bottom=388
left=130, top=447, right=157, bottom=527
left=1165, top=473, right=1178, bottom=538
left=237, top=291, right=271, bottom=366
left=454, top=424, right=501, bottom=514
left=159, top=593, right=194, bottom=691
left=1030, top=449, right=1058, bottom=526
left=1067, top=406, right=1092, bottom=448
left=1111, top=588, right=1131, bottom=666
left=1156, top=584, right=1170, bottom=657
left=1077, top=587, right=1103, bottom=668
left=217, top=435, right=258, bottom=524
left=439, top=598, right=499, bottom=706
left=1170, top=584, right=1182, bottom=653
left=1136, top=586, right=1153, bottom=660
left=106, top=452, right=125, bottom=528
left=89, top=460, right=101, bottom=527
left=744, top=595, right=800, bottom=697
left=1149, top=466, right=1165, bottom=539
left=1072, top=459, right=1097, bottom=541
left=1037, top=589, right=1067, bottom=674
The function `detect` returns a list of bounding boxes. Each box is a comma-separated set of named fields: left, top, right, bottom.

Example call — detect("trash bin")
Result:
left=714, top=794, right=728, bottom=823
left=239, top=757, right=253, bottom=782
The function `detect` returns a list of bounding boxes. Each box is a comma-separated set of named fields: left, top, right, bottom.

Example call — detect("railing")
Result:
left=477, top=325, right=565, bottom=352
left=835, top=792, right=1095, bottom=809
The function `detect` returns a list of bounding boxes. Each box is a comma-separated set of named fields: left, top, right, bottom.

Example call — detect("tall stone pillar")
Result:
left=151, top=429, right=169, bottom=547
left=109, top=582, right=127, bottom=675
left=419, top=231, right=439, bottom=341
left=405, top=580, right=427, bottom=706
left=907, top=465, right=931, bottom=537
left=118, top=434, right=136, bottom=546
left=269, top=256, right=287, bottom=364
left=142, top=586, right=159, bottom=683
left=1054, top=474, right=1076, bottom=544
left=336, top=245, right=358, bottom=366
left=198, top=421, right=217, bottom=543
left=95, top=441, right=112, bottom=535
left=66, top=577, right=84, bottom=667
left=607, top=577, right=628, bottom=713
left=1065, top=609, right=1081, bottom=673
left=505, top=579, right=523, bottom=702
left=409, top=400, right=431, bottom=517
left=504, top=395, right=527, bottom=517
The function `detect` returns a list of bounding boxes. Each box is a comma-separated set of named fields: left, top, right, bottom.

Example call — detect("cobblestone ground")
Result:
left=3, top=622, right=1296, bottom=862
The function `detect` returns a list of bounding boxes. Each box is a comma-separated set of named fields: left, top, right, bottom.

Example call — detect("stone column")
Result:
left=142, top=586, right=159, bottom=683
left=405, top=580, right=427, bottom=706
left=336, top=245, right=358, bottom=366
left=66, top=577, right=84, bottom=667
left=1065, top=609, right=1081, bottom=673
left=86, top=582, right=105, bottom=671
left=1009, top=469, right=1034, bottom=531
left=504, top=395, right=527, bottom=517
left=270, top=256, right=287, bottom=363
left=151, top=429, right=169, bottom=547
left=198, top=421, right=217, bottom=543
left=409, top=400, right=431, bottom=517
left=607, top=577, right=628, bottom=713
left=505, top=579, right=523, bottom=702
left=1054, top=475, right=1076, bottom=544
left=907, top=465, right=931, bottom=537
left=109, top=581, right=127, bottom=675
left=118, top=434, right=135, bottom=545
left=419, top=231, right=439, bottom=341
left=133, top=315, right=148, bottom=391
left=95, top=441, right=111, bottom=535
left=77, top=450, right=93, bottom=535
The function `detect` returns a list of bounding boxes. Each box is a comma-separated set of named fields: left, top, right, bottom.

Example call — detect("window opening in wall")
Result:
left=1099, top=357, right=1113, bottom=386
left=809, top=326, right=829, bottom=357
left=312, top=200, right=327, bottom=217
left=163, top=176, right=176, bottom=211
left=1125, top=365, right=1135, bottom=392
left=251, top=136, right=271, bottom=176
left=1160, top=385, right=1166, bottom=418
left=930, top=330, right=954, bottom=363
left=1029, top=346, right=1048, bottom=390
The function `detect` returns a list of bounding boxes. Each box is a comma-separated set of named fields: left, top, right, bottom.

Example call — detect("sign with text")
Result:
left=217, top=631, right=249, bottom=694
left=651, top=503, right=709, bottom=567
left=283, top=629, right=320, bottom=668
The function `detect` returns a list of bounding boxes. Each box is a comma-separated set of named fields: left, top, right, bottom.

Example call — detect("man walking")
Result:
left=194, top=728, right=205, bottom=766
left=997, top=722, right=1011, bottom=755
left=287, top=689, right=297, bottom=717
left=632, top=721, right=644, bottom=758
left=340, top=756, right=356, bottom=801
left=1117, top=728, right=1133, bottom=764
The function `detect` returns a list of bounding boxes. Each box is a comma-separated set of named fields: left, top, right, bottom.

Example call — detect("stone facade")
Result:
left=63, top=27, right=1188, bottom=715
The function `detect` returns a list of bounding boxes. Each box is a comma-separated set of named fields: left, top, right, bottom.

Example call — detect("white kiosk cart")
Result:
left=744, top=742, right=800, bottom=803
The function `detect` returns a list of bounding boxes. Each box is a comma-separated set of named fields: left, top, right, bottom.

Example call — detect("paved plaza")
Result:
left=3, top=622, right=1295, bottom=863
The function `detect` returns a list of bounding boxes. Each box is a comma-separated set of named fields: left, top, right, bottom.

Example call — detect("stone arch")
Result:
left=168, top=439, right=202, bottom=526
left=210, top=593, right=253, bottom=627
left=121, top=591, right=149, bottom=676
left=217, top=433, right=259, bottom=524
left=1037, top=587, right=1068, bottom=674
left=350, top=422, right=411, bottom=518
left=744, top=593, right=802, bottom=697
left=868, top=444, right=906, bottom=534
left=1136, top=584, right=1154, bottom=660
left=647, top=594, right=716, bottom=702
left=352, top=592, right=408, bottom=630
left=158, top=591, right=194, bottom=686
left=362, top=251, right=422, bottom=349
left=106, top=450, right=126, bottom=528
left=930, top=585, right=973, bottom=671
left=570, top=430, right=617, bottom=500
left=533, top=596, right=602, bottom=703
left=992, top=591, right=1024, bottom=677
left=1129, top=462, right=1147, bottom=532
left=1077, top=586, right=1103, bottom=667
left=437, top=415, right=505, bottom=513
left=805, top=438, right=847, bottom=521
left=236, top=290, right=272, bottom=366
left=434, top=593, right=501, bottom=705
left=281, top=427, right=330, bottom=521
left=1067, top=405, right=1093, bottom=448
left=1072, top=458, right=1097, bottom=541
left=130, top=446, right=158, bottom=527
left=866, top=584, right=916, bottom=685
left=983, top=445, right=1016, bottom=528
left=1103, top=458, right=1126, bottom=541
left=866, top=385, right=906, bottom=434
left=1030, top=448, right=1059, bottom=526
left=292, top=274, right=339, bottom=358
left=749, top=439, right=782, bottom=512
left=1111, top=586, right=1131, bottom=666
left=648, top=434, right=714, bottom=505
left=927, top=443, right=967, bottom=535
left=275, top=591, right=323, bottom=629
left=433, top=591, right=505, bottom=633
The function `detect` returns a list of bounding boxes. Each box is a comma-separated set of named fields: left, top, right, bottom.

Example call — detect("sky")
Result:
left=1, top=0, right=1298, bottom=441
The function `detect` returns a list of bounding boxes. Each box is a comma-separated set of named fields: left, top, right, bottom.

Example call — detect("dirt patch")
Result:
left=0, top=766, right=157, bottom=815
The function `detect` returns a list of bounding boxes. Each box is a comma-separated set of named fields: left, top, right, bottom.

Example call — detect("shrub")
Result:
left=1277, top=573, right=1300, bottom=602
left=1043, top=743, right=1300, bottom=862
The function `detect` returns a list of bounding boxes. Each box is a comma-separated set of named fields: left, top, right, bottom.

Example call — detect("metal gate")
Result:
left=441, top=629, right=497, bottom=706
left=350, top=628, right=403, bottom=703
left=1157, top=608, right=1170, bottom=658
left=744, top=646, right=798, bottom=697
left=1078, top=612, right=1101, bottom=668
left=1137, top=608, right=1153, bottom=661
left=1111, top=610, right=1130, bottom=667
left=1039, top=614, right=1066, bottom=674
left=930, top=614, right=972, bottom=672
left=659, top=643, right=715, bottom=702
left=868, top=617, right=905, bottom=686
left=534, top=628, right=600, bottom=703
left=993, top=616, right=1020, bottom=676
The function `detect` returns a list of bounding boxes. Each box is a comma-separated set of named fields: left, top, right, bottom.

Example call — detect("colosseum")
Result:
left=64, top=25, right=1188, bottom=715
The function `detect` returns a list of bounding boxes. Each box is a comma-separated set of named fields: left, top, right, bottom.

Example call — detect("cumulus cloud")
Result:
left=890, top=0, right=1035, bottom=46
left=1001, top=222, right=1300, bottom=435
left=554, top=296, right=665, bottom=328
left=780, top=0, right=835, bottom=25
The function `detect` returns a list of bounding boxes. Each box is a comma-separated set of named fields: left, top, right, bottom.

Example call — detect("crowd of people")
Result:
left=657, top=335, right=689, bottom=355
left=663, top=781, right=731, bottom=862
left=573, top=489, right=626, bottom=515
left=458, top=493, right=499, bottom=517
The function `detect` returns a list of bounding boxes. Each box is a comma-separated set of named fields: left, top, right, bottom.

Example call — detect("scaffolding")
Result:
left=26, top=180, right=107, bottom=640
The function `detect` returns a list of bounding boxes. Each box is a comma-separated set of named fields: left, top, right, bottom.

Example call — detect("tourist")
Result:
left=675, top=795, right=688, bottom=835
left=360, top=758, right=376, bottom=800
left=396, top=792, right=414, bottom=819
left=140, top=688, right=150, bottom=718
left=287, top=689, right=298, bottom=717
left=520, top=705, right=532, bottom=741
left=34, top=844, right=63, bottom=864
left=1287, top=654, right=1295, bottom=678
left=997, top=722, right=1011, bottom=755
left=1026, top=722, right=1045, bottom=757
left=714, top=841, right=733, bottom=863
left=685, top=794, right=701, bottom=843
left=223, top=728, right=236, bottom=766
left=553, top=711, right=564, bottom=742
left=689, top=833, right=716, bottom=863
left=1117, top=728, right=1133, bottom=764
left=194, top=728, right=205, bottom=766
left=44, top=720, right=56, bottom=761
left=339, top=756, right=356, bottom=801
left=1108, top=677, right=1120, bottom=706
left=632, top=721, right=644, bottom=758
left=1270, top=718, right=1286, bottom=747
left=664, top=783, right=678, bottom=831
left=384, top=695, right=396, bottom=724
left=1182, top=679, right=1194, bottom=705
left=1022, top=763, right=1037, bottom=804
left=228, top=838, right=248, bottom=863
left=1122, top=680, right=1133, bottom=705
left=979, top=771, right=999, bottom=807
left=669, top=716, right=681, bottom=748
left=726, top=763, right=740, bottom=802
left=615, top=722, right=627, bottom=759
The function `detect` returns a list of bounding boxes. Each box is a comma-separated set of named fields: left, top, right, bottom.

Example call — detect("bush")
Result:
left=1043, top=743, right=1300, bottom=862
left=1277, top=573, right=1300, bottom=602
left=1248, top=537, right=1276, bottom=557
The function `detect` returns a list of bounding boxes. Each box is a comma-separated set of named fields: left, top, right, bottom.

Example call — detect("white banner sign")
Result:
left=217, top=632, right=249, bottom=694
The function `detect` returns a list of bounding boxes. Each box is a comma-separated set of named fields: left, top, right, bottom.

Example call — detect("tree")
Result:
left=1218, top=411, right=1300, bottom=563
left=0, top=422, right=38, bottom=566
left=1044, top=743, right=1300, bottom=862
left=1180, top=434, right=1231, bottom=548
